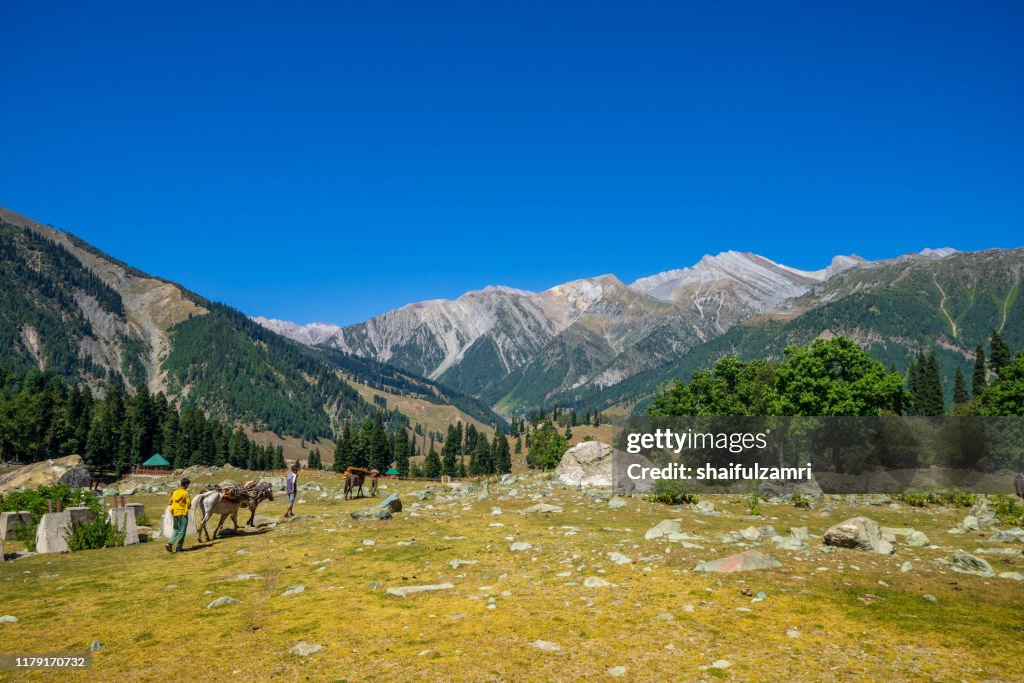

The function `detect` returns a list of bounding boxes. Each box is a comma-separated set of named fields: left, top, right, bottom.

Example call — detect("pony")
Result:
left=192, top=481, right=275, bottom=541
left=343, top=468, right=380, bottom=499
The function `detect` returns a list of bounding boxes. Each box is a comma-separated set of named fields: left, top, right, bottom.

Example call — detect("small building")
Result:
left=140, top=453, right=171, bottom=470
left=385, top=467, right=400, bottom=477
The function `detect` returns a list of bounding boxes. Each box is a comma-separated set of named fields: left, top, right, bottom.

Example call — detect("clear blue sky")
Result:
left=2, top=1, right=1021, bottom=324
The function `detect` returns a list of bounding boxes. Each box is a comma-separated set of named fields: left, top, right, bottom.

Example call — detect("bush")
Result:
left=67, top=517, right=125, bottom=551
left=894, top=488, right=977, bottom=508
left=0, top=484, right=101, bottom=519
left=745, top=491, right=762, bottom=516
left=791, top=492, right=812, bottom=509
left=992, top=494, right=1024, bottom=526
left=646, top=479, right=700, bottom=505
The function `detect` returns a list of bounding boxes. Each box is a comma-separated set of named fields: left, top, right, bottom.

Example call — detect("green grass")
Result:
left=1, top=469, right=1022, bottom=681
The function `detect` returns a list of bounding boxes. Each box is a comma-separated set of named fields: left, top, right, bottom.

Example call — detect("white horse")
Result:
left=192, top=482, right=274, bottom=542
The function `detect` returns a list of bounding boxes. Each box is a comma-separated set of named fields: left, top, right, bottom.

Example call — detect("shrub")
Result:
left=791, top=492, right=812, bottom=509
left=646, top=479, right=700, bottom=505
left=745, top=492, right=762, bottom=516
left=0, top=484, right=101, bottom=519
left=67, top=517, right=125, bottom=551
left=894, top=488, right=977, bottom=508
left=992, top=494, right=1024, bottom=526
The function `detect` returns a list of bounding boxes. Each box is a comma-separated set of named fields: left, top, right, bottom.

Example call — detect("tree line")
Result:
left=0, top=364, right=287, bottom=474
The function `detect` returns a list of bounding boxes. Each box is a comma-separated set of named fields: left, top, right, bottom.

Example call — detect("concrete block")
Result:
left=124, top=503, right=145, bottom=522
left=0, top=511, right=32, bottom=540
left=67, top=506, right=93, bottom=526
left=160, top=506, right=197, bottom=539
left=108, top=508, right=140, bottom=545
left=35, top=511, right=72, bottom=553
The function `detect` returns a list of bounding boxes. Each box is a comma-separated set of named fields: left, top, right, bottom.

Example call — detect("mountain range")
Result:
left=0, top=207, right=504, bottom=441
left=257, top=244, right=1021, bottom=414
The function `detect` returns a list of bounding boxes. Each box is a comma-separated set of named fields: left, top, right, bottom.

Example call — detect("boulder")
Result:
left=906, top=531, right=929, bottom=547
left=644, top=520, right=683, bottom=540
left=691, top=501, right=717, bottom=515
left=554, top=441, right=615, bottom=487
left=379, top=494, right=402, bottom=513
left=608, top=495, right=626, bottom=509
left=351, top=507, right=392, bottom=521
left=951, top=551, right=995, bottom=578
left=694, top=550, right=782, bottom=573
left=0, top=455, right=90, bottom=494
left=823, top=517, right=894, bottom=554
left=990, top=528, right=1024, bottom=544
left=738, top=526, right=761, bottom=541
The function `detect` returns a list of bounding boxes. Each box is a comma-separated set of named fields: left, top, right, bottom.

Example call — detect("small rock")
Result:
left=0, top=616, right=18, bottom=623
left=900, top=561, right=913, bottom=573
left=786, top=630, right=800, bottom=638
left=607, top=552, right=632, bottom=565
left=906, top=531, right=929, bottom=547
left=695, top=550, right=781, bottom=573
left=645, top=520, right=683, bottom=540
left=990, top=528, right=1024, bottom=544
left=362, top=539, right=375, bottom=546
left=206, top=597, right=241, bottom=609
left=711, top=660, right=732, bottom=669
left=999, top=571, right=1024, bottom=581
left=520, top=503, right=563, bottom=514
left=923, top=594, right=938, bottom=604
left=386, top=583, right=455, bottom=597
left=90, top=641, right=102, bottom=651
left=739, top=526, right=761, bottom=541
left=510, top=542, right=533, bottom=552
left=584, top=576, right=614, bottom=588
left=289, top=642, right=323, bottom=656
left=608, top=496, right=626, bottom=509
left=282, top=585, right=306, bottom=596
left=608, top=666, right=627, bottom=677
left=823, top=516, right=894, bottom=555
left=531, top=640, right=563, bottom=653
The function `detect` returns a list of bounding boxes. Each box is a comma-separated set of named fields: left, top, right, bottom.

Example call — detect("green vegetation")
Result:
left=525, top=422, right=568, bottom=470
left=0, top=363, right=287, bottom=473
left=790, top=492, right=812, bottom=509
left=893, top=489, right=978, bottom=508
left=67, top=516, right=125, bottom=551
left=645, top=478, right=700, bottom=505
left=991, top=494, right=1024, bottom=526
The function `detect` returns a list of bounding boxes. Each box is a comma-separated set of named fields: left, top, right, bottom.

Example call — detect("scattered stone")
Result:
left=645, top=520, right=682, bottom=540
left=711, top=660, right=732, bottom=669
left=583, top=576, right=614, bottom=588
left=90, top=641, right=102, bottom=652
left=282, top=585, right=306, bottom=596
left=289, top=642, right=323, bottom=656
left=961, top=515, right=980, bottom=532
left=449, top=559, right=478, bottom=569
left=906, top=531, right=929, bottom=547
left=823, top=517, right=894, bottom=555
left=608, top=495, right=626, bottom=509
left=739, top=526, right=761, bottom=541
left=206, top=597, right=241, bottom=609
left=554, top=441, right=615, bottom=487
left=951, top=551, right=995, bottom=578
left=520, top=503, right=563, bottom=514
left=990, top=528, right=1024, bottom=544
left=790, top=526, right=809, bottom=540
left=900, top=561, right=913, bottom=573
left=773, top=536, right=805, bottom=550
left=386, top=583, right=455, bottom=597
left=923, top=594, right=938, bottom=604
left=491, top=507, right=502, bottom=515
left=787, top=630, right=800, bottom=638
left=999, top=572, right=1024, bottom=581
left=691, top=501, right=716, bottom=515
left=531, top=640, right=563, bottom=653
left=695, top=550, right=781, bottom=573
left=607, top=552, right=632, bottom=565
left=351, top=507, right=392, bottom=521
left=229, top=574, right=262, bottom=581
left=510, top=542, right=533, bottom=552
left=608, top=666, right=627, bottom=677
left=379, top=493, right=403, bottom=513
left=362, top=539, right=375, bottom=546
left=0, top=616, right=17, bottom=623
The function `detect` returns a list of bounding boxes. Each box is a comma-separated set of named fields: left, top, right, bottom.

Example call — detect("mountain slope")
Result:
left=262, top=252, right=867, bottom=413
left=0, top=208, right=389, bottom=438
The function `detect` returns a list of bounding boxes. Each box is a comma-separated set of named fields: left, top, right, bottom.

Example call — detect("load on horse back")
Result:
left=192, top=480, right=275, bottom=542
left=343, top=467, right=380, bottom=499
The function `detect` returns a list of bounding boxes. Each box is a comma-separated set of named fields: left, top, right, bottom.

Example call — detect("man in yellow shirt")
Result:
left=166, top=477, right=191, bottom=553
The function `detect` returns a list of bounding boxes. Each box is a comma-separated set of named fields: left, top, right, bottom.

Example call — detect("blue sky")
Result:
left=2, top=1, right=1021, bottom=325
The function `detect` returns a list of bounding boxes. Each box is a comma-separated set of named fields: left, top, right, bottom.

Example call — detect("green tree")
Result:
left=989, top=330, right=1012, bottom=380
left=492, top=428, right=512, bottom=474
left=977, top=353, right=1024, bottom=416
left=526, top=423, right=567, bottom=470
left=649, top=357, right=777, bottom=417
left=972, top=345, right=987, bottom=398
left=424, top=448, right=442, bottom=478
left=953, top=367, right=969, bottom=405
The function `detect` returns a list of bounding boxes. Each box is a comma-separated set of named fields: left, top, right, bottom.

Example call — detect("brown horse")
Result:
left=343, top=468, right=380, bottom=499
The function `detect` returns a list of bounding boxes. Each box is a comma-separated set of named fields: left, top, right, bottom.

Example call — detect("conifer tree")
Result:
left=953, top=367, right=969, bottom=405
left=424, top=448, right=442, bottom=478
left=973, top=345, right=987, bottom=397
left=990, top=330, right=1012, bottom=379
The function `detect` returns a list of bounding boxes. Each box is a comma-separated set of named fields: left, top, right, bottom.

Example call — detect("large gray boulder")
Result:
left=990, top=528, right=1024, bottom=544
left=0, top=455, right=89, bottom=494
left=351, top=507, right=392, bottom=521
left=379, top=493, right=402, bottom=513
left=554, top=441, right=615, bottom=487
left=823, top=517, right=894, bottom=554
left=951, top=551, right=995, bottom=577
